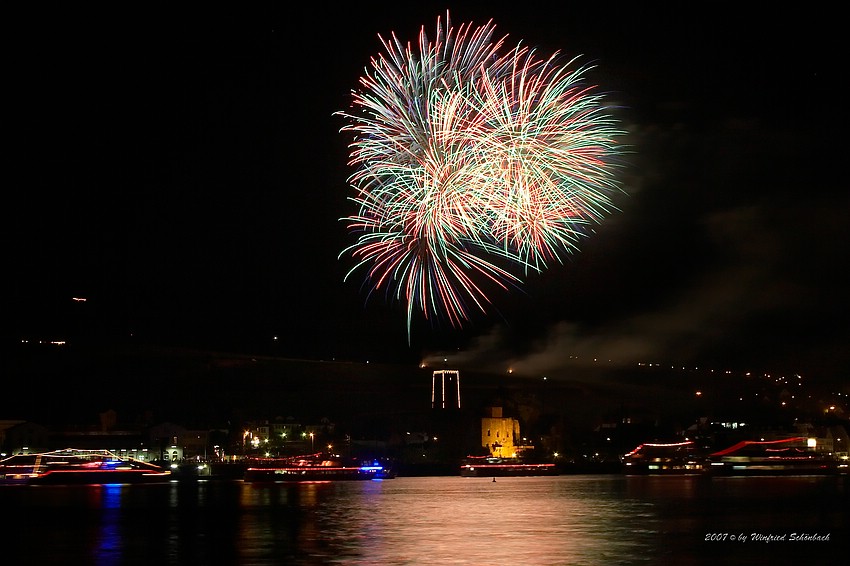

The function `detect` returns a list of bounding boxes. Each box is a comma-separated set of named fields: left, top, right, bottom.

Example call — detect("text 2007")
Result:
left=705, top=533, right=729, bottom=541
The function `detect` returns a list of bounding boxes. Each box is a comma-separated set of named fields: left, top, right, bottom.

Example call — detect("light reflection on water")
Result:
left=302, top=477, right=659, bottom=565
left=1, top=475, right=846, bottom=565
left=94, top=484, right=123, bottom=566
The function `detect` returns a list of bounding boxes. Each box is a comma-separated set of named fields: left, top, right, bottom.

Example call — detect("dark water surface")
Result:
left=2, top=475, right=847, bottom=565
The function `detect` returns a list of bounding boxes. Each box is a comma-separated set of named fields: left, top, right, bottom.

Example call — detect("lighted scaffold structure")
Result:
left=431, top=370, right=461, bottom=409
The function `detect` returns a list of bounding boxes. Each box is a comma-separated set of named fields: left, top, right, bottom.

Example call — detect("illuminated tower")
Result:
left=431, top=370, right=461, bottom=409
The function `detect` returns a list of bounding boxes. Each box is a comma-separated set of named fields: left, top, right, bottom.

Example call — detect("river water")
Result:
left=2, top=474, right=847, bottom=565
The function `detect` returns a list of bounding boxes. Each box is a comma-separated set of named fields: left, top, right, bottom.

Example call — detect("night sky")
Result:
left=9, top=3, right=848, bottom=382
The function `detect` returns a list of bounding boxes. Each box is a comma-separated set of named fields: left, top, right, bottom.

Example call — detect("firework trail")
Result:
left=337, top=12, right=626, bottom=336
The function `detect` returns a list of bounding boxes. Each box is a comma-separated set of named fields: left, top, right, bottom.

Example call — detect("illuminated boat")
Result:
left=243, top=453, right=382, bottom=482
left=706, top=437, right=846, bottom=476
left=460, top=456, right=558, bottom=477
left=0, top=448, right=172, bottom=485
left=359, top=458, right=397, bottom=479
left=622, top=441, right=707, bottom=474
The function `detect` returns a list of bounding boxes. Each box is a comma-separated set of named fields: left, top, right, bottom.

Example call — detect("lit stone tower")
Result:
left=431, top=370, right=461, bottom=409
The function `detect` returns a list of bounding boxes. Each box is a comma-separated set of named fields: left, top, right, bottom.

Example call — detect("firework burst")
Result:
left=338, top=12, right=626, bottom=336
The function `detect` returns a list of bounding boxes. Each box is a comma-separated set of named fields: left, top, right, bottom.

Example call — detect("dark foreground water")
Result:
left=1, top=474, right=847, bottom=565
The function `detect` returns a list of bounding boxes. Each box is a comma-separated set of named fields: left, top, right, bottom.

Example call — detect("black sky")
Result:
left=8, top=3, right=848, bottom=381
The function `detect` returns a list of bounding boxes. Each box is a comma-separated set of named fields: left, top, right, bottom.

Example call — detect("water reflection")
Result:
left=403, top=477, right=655, bottom=565
left=233, top=477, right=660, bottom=565
left=94, top=484, right=123, bottom=566
left=1, top=475, right=845, bottom=565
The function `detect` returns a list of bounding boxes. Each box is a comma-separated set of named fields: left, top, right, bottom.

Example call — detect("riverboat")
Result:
left=359, top=458, right=397, bottom=479
left=460, top=456, right=558, bottom=477
left=706, top=437, right=847, bottom=476
left=622, top=440, right=707, bottom=474
left=243, top=453, right=383, bottom=482
left=0, top=448, right=172, bottom=485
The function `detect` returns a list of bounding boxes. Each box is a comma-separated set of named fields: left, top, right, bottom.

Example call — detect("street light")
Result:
left=309, top=432, right=314, bottom=452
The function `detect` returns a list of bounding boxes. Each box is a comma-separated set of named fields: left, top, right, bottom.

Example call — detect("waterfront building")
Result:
left=0, top=420, right=50, bottom=455
left=148, top=422, right=210, bottom=461
left=479, top=406, right=531, bottom=458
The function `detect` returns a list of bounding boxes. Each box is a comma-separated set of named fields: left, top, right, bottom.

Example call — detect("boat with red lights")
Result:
left=706, top=437, right=846, bottom=476
left=243, top=453, right=385, bottom=482
left=460, top=456, right=558, bottom=477
left=622, top=441, right=707, bottom=474
left=0, top=448, right=172, bottom=485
